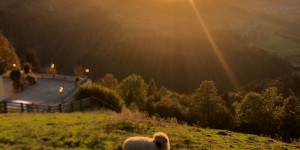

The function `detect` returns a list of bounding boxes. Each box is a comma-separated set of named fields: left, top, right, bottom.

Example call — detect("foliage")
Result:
left=25, top=74, right=37, bottom=85
left=191, top=80, right=232, bottom=128
left=73, top=65, right=85, bottom=77
left=236, top=92, right=265, bottom=133
left=261, top=87, right=284, bottom=135
left=280, top=96, right=300, bottom=141
left=97, top=73, right=119, bottom=90
left=147, top=79, right=157, bottom=96
left=118, top=74, right=148, bottom=109
left=75, top=84, right=125, bottom=112
left=23, top=62, right=32, bottom=74
left=12, top=80, right=24, bottom=91
left=44, top=63, right=57, bottom=74
left=0, top=33, right=20, bottom=69
left=23, top=49, right=40, bottom=72
left=9, top=70, right=21, bottom=81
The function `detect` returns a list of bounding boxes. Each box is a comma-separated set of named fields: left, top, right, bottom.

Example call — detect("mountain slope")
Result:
left=0, top=0, right=294, bottom=92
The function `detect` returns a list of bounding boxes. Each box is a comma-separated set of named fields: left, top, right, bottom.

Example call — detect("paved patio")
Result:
left=3, top=77, right=77, bottom=105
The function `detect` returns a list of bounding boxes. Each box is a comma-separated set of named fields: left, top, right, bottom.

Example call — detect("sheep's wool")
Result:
left=123, top=132, right=170, bottom=150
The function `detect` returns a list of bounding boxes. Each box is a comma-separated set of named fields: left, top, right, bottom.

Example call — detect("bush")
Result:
left=75, top=84, right=125, bottom=112
left=23, top=63, right=32, bottom=74
left=25, top=74, right=37, bottom=85
left=9, top=70, right=21, bottom=81
left=12, top=80, right=24, bottom=92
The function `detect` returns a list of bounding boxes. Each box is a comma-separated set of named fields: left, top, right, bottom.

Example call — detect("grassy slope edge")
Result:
left=0, top=111, right=298, bottom=150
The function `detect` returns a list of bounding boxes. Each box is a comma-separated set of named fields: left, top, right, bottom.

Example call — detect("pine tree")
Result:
left=192, top=80, right=232, bottom=128
left=147, top=79, right=157, bottom=96
left=24, top=49, right=41, bottom=72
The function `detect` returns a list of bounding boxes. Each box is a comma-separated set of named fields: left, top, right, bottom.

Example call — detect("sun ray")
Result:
left=189, top=0, right=239, bottom=88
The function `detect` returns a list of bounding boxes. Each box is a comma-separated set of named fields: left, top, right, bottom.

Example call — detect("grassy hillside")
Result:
left=0, top=111, right=298, bottom=149
left=0, top=0, right=296, bottom=92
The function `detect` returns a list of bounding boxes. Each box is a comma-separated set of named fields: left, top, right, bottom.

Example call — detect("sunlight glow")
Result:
left=189, top=0, right=239, bottom=88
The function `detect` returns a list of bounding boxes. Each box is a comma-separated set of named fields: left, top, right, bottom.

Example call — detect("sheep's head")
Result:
left=153, top=132, right=170, bottom=150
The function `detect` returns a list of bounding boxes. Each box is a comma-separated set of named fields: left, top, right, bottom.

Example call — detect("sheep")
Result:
left=123, top=132, right=170, bottom=150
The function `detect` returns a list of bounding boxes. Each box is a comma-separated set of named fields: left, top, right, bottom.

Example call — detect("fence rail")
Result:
left=3, top=72, right=86, bottom=83
left=0, top=97, right=119, bottom=114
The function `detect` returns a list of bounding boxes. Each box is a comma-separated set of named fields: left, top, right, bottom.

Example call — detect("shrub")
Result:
left=75, top=84, right=125, bottom=112
left=75, top=76, right=81, bottom=86
left=23, top=63, right=32, bottom=74
left=25, top=74, right=37, bottom=85
left=9, top=70, right=21, bottom=81
left=12, top=80, right=24, bottom=92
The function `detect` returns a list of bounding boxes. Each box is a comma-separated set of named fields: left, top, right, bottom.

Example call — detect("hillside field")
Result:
left=0, top=111, right=299, bottom=150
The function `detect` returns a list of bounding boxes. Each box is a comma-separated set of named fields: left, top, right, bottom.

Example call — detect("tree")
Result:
left=23, top=63, right=32, bottom=74
left=98, top=73, right=118, bottom=90
left=261, top=87, right=284, bottom=135
left=118, top=74, right=148, bottom=109
left=24, top=49, right=40, bottom=72
left=73, top=65, right=85, bottom=77
left=279, top=96, right=300, bottom=141
left=236, top=92, right=265, bottom=133
left=0, top=33, right=20, bottom=69
left=191, top=80, right=232, bottom=128
left=9, top=69, right=23, bottom=91
left=147, top=79, right=157, bottom=96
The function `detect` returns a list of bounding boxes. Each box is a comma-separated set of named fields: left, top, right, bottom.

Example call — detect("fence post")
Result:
left=71, top=102, right=74, bottom=112
left=80, top=100, right=82, bottom=111
left=3, top=100, right=7, bottom=113
left=36, top=105, right=39, bottom=112
left=59, top=104, right=62, bottom=113
left=21, top=103, right=24, bottom=112
left=48, top=106, right=51, bottom=112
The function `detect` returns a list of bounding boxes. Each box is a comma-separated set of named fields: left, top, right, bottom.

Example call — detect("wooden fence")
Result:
left=0, top=97, right=120, bottom=113
left=3, top=72, right=87, bottom=83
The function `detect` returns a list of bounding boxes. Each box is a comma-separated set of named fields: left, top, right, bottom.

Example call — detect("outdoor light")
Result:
left=51, top=63, right=55, bottom=69
left=12, top=64, right=16, bottom=68
left=85, top=69, right=89, bottom=73
left=59, top=86, right=64, bottom=93
left=59, top=86, right=64, bottom=103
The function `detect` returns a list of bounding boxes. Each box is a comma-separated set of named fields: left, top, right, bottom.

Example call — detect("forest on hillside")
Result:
left=0, top=0, right=297, bottom=93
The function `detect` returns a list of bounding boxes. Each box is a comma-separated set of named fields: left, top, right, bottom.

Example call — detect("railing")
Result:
left=0, top=97, right=120, bottom=113
left=3, top=72, right=86, bottom=82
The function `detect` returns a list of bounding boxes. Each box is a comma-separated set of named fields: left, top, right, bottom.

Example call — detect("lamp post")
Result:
left=85, top=68, right=89, bottom=79
left=59, top=86, right=64, bottom=103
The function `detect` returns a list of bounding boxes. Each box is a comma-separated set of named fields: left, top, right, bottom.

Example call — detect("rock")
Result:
left=217, top=131, right=228, bottom=136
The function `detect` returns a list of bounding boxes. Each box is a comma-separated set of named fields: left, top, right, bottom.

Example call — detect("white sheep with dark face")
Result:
left=123, top=132, right=170, bottom=150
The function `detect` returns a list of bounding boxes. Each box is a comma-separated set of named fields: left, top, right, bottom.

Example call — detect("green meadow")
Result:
left=0, top=111, right=298, bottom=150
